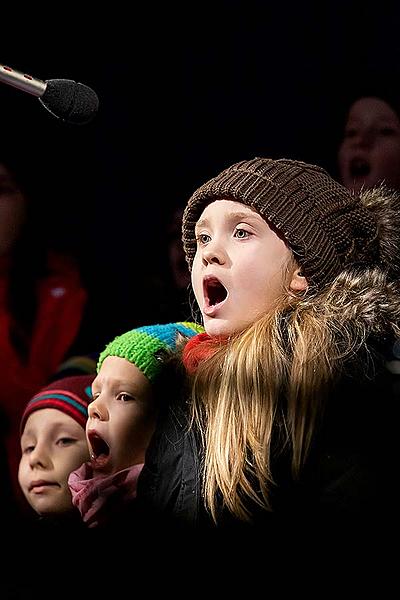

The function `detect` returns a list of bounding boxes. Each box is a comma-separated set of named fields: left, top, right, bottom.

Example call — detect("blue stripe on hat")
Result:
left=27, top=393, right=88, bottom=417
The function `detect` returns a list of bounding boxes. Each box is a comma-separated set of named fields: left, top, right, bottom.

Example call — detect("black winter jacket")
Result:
left=136, top=362, right=398, bottom=543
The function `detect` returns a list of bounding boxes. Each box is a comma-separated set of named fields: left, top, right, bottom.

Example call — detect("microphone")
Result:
left=0, top=63, right=99, bottom=125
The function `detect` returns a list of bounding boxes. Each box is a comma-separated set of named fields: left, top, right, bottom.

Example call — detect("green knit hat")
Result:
left=97, top=322, right=204, bottom=383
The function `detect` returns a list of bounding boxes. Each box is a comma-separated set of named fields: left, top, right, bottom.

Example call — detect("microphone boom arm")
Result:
left=0, top=64, right=46, bottom=97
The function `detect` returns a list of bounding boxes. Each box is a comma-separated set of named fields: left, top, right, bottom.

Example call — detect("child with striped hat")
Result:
left=18, top=374, right=95, bottom=519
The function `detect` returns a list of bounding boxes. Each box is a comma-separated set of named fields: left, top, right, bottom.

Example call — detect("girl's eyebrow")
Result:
left=196, top=211, right=260, bottom=231
left=195, top=217, right=210, bottom=231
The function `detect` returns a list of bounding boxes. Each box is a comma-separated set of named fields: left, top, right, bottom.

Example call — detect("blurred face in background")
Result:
left=0, top=163, right=26, bottom=257
left=338, top=97, right=400, bottom=193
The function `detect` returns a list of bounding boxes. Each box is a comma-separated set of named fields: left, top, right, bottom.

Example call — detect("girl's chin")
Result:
left=204, top=318, right=244, bottom=338
left=92, top=463, right=114, bottom=476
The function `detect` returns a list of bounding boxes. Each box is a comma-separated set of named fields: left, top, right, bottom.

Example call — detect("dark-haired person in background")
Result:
left=338, top=79, right=400, bottom=194
left=337, top=75, right=400, bottom=381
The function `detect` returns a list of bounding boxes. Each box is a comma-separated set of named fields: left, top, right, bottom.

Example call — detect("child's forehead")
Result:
left=95, top=356, right=152, bottom=391
left=196, top=198, right=259, bottom=224
left=21, top=408, right=83, bottom=436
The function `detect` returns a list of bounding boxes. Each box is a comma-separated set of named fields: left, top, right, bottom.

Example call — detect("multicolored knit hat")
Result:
left=182, top=157, right=380, bottom=288
left=97, top=321, right=204, bottom=383
left=20, top=374, right=95, bottom=433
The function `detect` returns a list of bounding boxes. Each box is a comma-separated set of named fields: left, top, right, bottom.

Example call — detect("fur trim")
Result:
left=295, top=266, right=400, bottom=349
left=290, top=185, right=400, bottom=347
left=359, top=185, right=400, bottom=279
left=323, top=268, right=400, bottom=337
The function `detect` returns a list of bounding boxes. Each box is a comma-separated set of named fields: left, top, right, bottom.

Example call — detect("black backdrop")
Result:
left=2, top=0, right=400, bottom=350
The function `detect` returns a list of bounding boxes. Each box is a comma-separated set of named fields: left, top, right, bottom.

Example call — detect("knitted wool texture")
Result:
left=182, top=157, right=380, bottom=287
left=97, top=322, right=204, bottom=383
left=20, top=374, right=95, bottom=432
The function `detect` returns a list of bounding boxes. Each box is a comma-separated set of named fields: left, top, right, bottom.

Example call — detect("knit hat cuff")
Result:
left=20, top=375, right=94, bottom=433
left=97, top=321, right=204, bottom=383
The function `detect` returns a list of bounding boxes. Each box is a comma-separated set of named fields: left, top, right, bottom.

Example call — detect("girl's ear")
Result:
left=289, top=268, right=308, bottom=292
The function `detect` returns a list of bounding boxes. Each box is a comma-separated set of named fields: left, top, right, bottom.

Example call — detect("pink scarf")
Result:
left=68, top=462, right=144, bottom=528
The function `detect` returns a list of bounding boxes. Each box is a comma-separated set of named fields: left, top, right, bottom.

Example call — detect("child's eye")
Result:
left=23, top=445, right=35, bottom=454
left=379, top=127, right=396, bottom=136
left=234, top=228, right=249, bottom=239
left=118, top=393, right=135, bottom=402
left=57, top=437, right=77, bottom=447
left=196, top=233, right=211, bottom=245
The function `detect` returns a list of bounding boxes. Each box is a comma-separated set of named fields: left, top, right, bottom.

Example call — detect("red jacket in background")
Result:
left=0, top=251, right=87, bottom=505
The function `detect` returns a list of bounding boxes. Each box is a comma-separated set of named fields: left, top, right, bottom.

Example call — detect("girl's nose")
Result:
left=201, top=240, right=227, bottom=266
left=88, top=397, right=106, bottom=421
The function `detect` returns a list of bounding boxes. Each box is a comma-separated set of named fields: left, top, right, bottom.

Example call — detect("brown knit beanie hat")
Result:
left=182, top=157, right=380, bottom=287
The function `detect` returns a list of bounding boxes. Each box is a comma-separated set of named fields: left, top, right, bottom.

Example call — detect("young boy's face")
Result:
left=88, top=356, right=156, bottom=476
left=18, top=409, right=89, bottom=515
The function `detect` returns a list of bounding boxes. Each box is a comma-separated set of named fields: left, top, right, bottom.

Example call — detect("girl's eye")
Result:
left=23, top=445, right=35, bottom=454
left=379, top=127, right=396, bottom=136
left=57, top=438, right=77, bottom=447
left=196, top=233, right=211, bottom=245
left=234, top=228, right=249, bottom=239
left=118, top=393, right=135, bottom=402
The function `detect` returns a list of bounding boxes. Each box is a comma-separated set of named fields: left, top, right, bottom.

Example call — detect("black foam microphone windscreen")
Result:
left=39, top=79, right=99, bottom=124
left=0, top=63, right=99, bottom=124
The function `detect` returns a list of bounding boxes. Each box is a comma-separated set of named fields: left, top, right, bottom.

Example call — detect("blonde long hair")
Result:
left=189, top=187, right=400, bottom=522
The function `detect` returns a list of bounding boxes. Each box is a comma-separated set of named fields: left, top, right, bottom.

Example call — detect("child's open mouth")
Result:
left=349, top=157, right=370, bottom=179
left=87, top=430, right=110, bottom=469
left=203, top=275, right=228, bottom=315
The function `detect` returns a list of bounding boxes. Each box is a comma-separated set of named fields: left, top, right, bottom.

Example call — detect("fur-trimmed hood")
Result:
left=291, top=185, right=400, bottom=349
left=359, top=184, right=400, bottom=280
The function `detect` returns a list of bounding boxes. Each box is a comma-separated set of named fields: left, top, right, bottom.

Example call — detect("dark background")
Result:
left=2, top=0, right=400, bottom=351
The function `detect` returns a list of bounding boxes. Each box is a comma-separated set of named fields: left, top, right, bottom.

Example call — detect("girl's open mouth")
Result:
left=203, top=275, right=228, bottom=316
left=87, top=430, right=110, bottom=469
